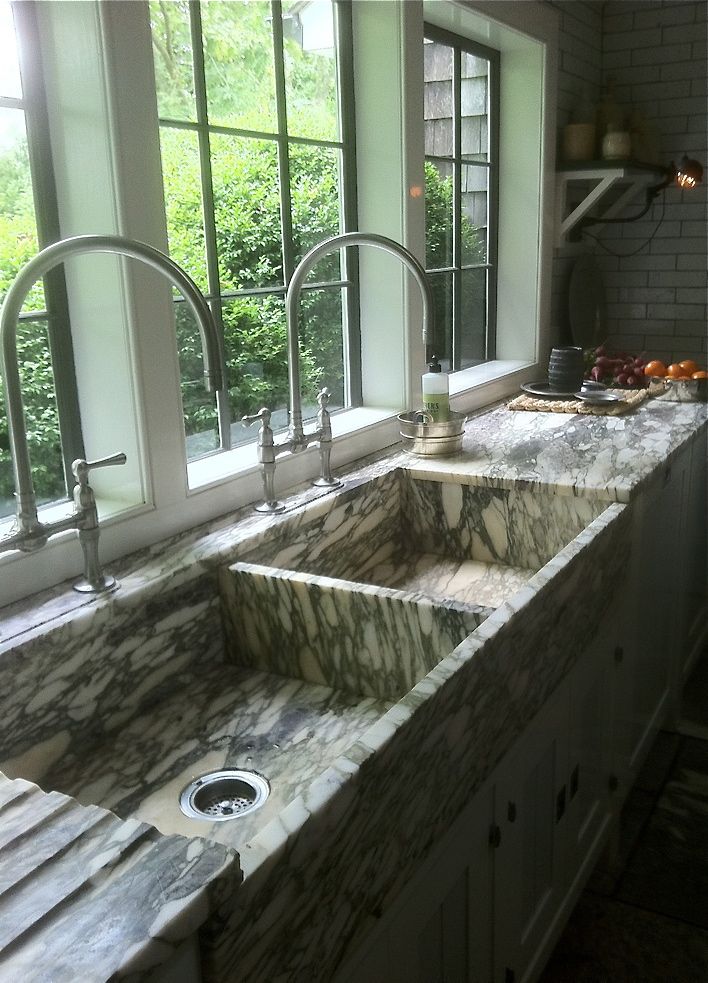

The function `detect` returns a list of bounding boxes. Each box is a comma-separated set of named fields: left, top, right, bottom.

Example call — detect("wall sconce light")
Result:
left=674, top=155, right=703, bottom=189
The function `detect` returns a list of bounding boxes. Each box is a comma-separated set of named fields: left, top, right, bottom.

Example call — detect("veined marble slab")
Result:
left=0, top=772, right=237, bottom=981
left=221, top=471, right=602, bottom=701
left=0, top=573, right=225, bottom=786
left=38, top=662, right=392, bottom=861
left=0, top=398, right=702, bottom=981
left=380, top=552, right=536, bottom=608
left=221, top=561, right=489, bottom=700
left=201, top=501, right=634, bottom=982
left=406, top=396, right=707, bottom=502
left=237, top=470, right=605, bottom=577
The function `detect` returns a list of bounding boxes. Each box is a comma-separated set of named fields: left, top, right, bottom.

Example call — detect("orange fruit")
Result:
left=679, top=359, right=699, bottom=375
left=644, top=360, right=667, bottom=377
left=666, top=363, right=690, bottom=379
left=692, top=370, right=708, bottom=379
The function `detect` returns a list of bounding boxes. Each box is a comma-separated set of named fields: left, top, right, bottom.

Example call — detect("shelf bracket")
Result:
left=555, top=165, right=665, bottom=247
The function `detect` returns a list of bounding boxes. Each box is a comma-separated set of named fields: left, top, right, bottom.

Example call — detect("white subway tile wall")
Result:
left=550, top=0, right=707, bottom=365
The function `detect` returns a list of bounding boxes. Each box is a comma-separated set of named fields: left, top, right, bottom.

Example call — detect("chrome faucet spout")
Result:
left=285, top=232, right=433, bottom=448
left=0, top=233, right=223, bottom=591
left=246, top=231, right=434, bottom=513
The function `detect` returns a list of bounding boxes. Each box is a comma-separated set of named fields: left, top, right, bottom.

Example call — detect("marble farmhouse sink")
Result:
left=220, top=470, right=606, bottom=701
left=1, top=397, right=702, bottom=980
left=1, top=469, right=606, bottom=860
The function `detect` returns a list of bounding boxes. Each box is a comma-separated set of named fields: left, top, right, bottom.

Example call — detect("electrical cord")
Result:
left=580, top=194, right=666, bottom=256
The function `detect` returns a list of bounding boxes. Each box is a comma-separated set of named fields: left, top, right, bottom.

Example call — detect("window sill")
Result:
left=0, top=360, right=536, bottom=609
left=450, top=359, right=532, bottom=396
left=186, top=406, right=399, bottom=493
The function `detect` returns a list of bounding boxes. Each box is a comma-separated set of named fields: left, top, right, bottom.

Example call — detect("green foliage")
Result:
left=0, top=2, right=474, bottom=508
left=424, top=160, right=487, bottom=363
left=164, top=129, right=342, bottom=437
left=0, top=201, right=61, bottom=513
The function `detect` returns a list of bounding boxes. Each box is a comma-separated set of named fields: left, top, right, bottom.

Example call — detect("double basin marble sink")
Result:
left=16, top=468, right=606, bottom=862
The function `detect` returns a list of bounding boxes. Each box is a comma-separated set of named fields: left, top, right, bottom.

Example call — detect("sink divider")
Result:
left=219, top=562, right=493, bottom=702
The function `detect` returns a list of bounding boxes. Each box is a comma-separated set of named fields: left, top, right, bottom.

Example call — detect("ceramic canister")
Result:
left=548, top=346, right=585, bottom=393
left=562, top=123, right=596, bottom=162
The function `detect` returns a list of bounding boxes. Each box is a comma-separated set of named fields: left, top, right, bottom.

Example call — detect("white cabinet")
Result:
left=336, top=625, right=617, bottom=983
left=565, top=622, right=614, bottom=885
left=492, top=682, right=569, bottom=983
left=614, top=440, right=699, bottom=789
left=673, top=436, right=707, bottom=683
left=335, top=781, right=494, bottom=983
left=492, top=625, right=614, bottom=983
left=335, top=433, right=705, bottom=983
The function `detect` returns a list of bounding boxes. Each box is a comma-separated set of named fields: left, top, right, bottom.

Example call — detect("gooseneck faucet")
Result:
left=0, top=234, right=223, bottom=593
left=245, top=231, right=433, bottom=513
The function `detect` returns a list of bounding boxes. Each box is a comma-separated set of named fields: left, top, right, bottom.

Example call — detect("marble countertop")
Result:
left=0, top=772, right=238, bottom=980
left=0, top=392, right=705, bottom=980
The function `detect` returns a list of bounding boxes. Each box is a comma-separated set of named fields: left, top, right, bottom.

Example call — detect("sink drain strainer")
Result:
left=179, top=769, right=270, bottom=821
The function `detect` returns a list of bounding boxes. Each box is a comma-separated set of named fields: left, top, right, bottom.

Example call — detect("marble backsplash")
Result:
left=237, top=469, right=606, bottom=579
left=0, top=568, right=223, bottom=784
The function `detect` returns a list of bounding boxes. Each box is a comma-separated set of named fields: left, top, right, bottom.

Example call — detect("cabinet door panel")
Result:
left=623, top=459, right=685, bottom=779
left=566, top=621, right=613, bottom=882
left=493, top=683, right=568, bottom=983
left=334, top=783, right=494, bottom=983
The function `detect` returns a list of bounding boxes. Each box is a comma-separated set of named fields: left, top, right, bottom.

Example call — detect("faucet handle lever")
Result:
left=242, top=406, right=272, bottom=429
left=72, top=452, right=128, bottom=484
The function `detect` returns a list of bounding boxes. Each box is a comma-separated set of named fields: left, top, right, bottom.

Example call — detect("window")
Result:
left=149, top=0, right=358, bottom=463
left=0, top=0, right=83, bottom=519
left=0, top=0, right=555, bottom=609
left=423, top=24, right=499, bottom=373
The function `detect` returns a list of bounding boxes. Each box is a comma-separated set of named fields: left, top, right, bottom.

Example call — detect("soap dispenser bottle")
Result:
left=421, top=355, right=449, bottom=422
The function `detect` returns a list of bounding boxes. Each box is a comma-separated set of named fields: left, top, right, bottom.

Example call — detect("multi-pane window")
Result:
left=150, top=0, right=358, bottom=460
left=0, top=0, right=83, bottom=519
left=423, top=25, right=499, bottom=372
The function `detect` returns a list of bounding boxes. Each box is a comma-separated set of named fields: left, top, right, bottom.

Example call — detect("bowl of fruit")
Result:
left=585, top=349, right=707, bottom=402
left=644, top=358, right=707, bottom=403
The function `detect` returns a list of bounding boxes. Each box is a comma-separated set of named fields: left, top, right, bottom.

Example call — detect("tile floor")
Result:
left=539, top=648, right=708, bottom=983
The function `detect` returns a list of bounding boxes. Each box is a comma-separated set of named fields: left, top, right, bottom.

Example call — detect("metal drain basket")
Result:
left=398, top=410, right=466, bottom=457
left=179, top=769, right=270, bottom=821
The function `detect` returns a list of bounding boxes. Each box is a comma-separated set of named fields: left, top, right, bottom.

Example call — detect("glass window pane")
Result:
left=211, top=134, right=283, bottom=292
left=291, top=143, right=341, bottom=275
left=461, top=52, right=489, bottom=162
left=222, top=294, right=289, bottom=442
left=0, top=108, right=44, bottom=311
left=424, top=39, right=453, bottom=157
left=160, top=127, right=208, bottom=292
left=282, top=0, right=338, bottom=142
left=461, top=164, right=488, bottom=266
left=202, top=1, right=277, bottom=132
left=149, top=0, right=196, bottom=121
left=177, top=301, right=219, bottom=460
left=428, top=272, right=453, bottom=371
left=425, top=160, right=453, bottom=270
left=460, top=268, right=487, bottom=366
left=0, top=316, right=65, bottom=518
left=0, top=1, right=22, bottom=99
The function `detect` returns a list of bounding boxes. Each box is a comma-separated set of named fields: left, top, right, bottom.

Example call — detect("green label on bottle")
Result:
left=421, top=394, right=450, bottom=422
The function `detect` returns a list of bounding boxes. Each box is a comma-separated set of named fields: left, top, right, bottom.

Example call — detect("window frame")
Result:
left=1, top=0, right=84, bottom=508
left=0, top=0, right=557, bottom=610
left=153, top=0, right=360, bottom=461
left=423, top=22, right=500, bottom=371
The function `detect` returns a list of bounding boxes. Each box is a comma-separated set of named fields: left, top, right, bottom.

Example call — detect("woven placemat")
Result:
left=507, top=387, right=650, bottom=416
